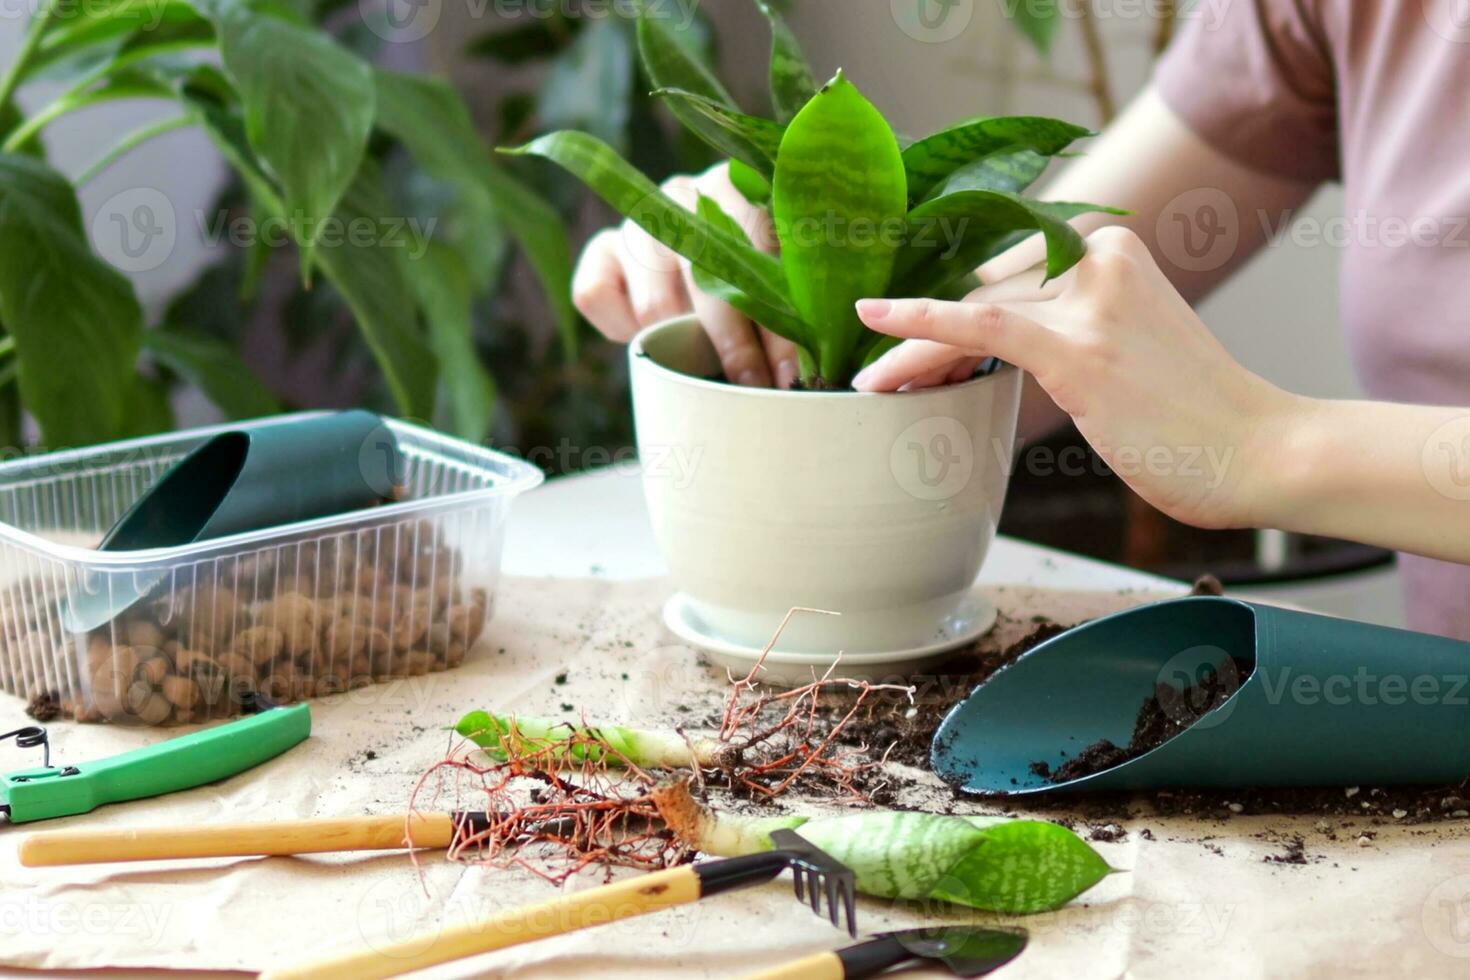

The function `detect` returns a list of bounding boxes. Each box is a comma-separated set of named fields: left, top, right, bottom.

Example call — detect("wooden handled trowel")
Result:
left=743, top=925, right=1027, bottom=980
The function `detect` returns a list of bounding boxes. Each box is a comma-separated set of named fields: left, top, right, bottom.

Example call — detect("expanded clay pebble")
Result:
left=15, top=531, right=493, bottom=726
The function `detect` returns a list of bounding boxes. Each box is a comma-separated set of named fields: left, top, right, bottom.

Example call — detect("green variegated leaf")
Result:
left=693, top=195, right=810, bottom=348
left=933, top=818, right=1114, bottom=913
left=924, top=147, right=1050, bottom=199
left=652, top=87, right=785, bottom=176
left=772, top=73, right=905, bottom=382
left=896, top=193, right=1122, bottom=296
left=754, top=0, right=817, bottom=123
left=903, top=116, right=1090, bottom=202
left=797, top=812, right=986, bottom=902
left=727, top=158, right=771, bottom=205
left=507, top=130, right=796, bottom=318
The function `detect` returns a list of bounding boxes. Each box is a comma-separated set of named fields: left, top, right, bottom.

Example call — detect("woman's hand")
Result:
left=853, top=227, right=1301, bottom=531
left=571, top=162, right=800, bottom=388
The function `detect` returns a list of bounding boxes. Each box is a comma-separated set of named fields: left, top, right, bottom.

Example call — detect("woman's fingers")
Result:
left=618, top=219, right=691, bottom=329
left=679, top=262, right=774, bottom=387
left=854, top=297, right=1061, bottom=371
left=571, top=230, right=640, bottom=342
left=965, top=264, right=1065, bottom=305
left=852, top=339, right=974, bottom=392
left=761, top=330, right=800, bottom=389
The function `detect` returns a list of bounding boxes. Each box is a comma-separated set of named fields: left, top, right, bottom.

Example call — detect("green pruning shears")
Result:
left=1, top=698, right=310, bottom=824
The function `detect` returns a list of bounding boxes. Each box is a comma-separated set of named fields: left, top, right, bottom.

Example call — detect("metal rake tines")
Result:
left=770, top=829, right=857, bottom=936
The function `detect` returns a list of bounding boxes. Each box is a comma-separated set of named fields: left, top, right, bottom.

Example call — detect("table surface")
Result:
left=506, top=466, right=1180, bottom=593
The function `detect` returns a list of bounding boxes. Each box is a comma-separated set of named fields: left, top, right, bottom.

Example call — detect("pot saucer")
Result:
left=661, top=588, right=998, bottom=686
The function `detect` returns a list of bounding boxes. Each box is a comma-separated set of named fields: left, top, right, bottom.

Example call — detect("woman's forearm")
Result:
left=1267, top=398, right=1470, bottom=564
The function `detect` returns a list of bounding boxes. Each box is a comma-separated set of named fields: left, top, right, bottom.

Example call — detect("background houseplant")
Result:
left=0, top=0, right=577, bottom=449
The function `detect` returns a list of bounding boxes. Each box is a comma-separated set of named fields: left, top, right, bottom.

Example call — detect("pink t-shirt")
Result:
left=1155, top=0, right=1470, bottom=638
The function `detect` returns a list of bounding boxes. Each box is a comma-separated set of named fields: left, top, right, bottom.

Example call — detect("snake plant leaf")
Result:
left=373, top=69, right=578, bottom=358
left=636, top=8, right=775, bottom=182
left=934, top=817, right=1115, bottom=914
left=924, top=147, right=1050, bottom=200
left=410, top=242, right=497, bottom=442
left=754, top=0, right=817, bottom=123
left=194, top=0, right=373, bottom=255
left=693, top=195, right=812, bottom=348
left=0, top=153, right=143, bottom=443
left=903, top=116, right=1091, bottom=203
left=896, top=193, right=1123, bottom=296
left=772, top=72, right=906, bottom=382
left=795, top=812, right=1111, bottom=914
left=728, top=159, right=772, bottom=206
left=652, top=88, right=785, bottom=177
left=507, top=130, right=796, bottom=317
left=142, top=327, right=282, bottom=419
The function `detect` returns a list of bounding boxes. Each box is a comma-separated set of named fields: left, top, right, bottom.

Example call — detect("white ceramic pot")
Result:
left=631, top=315, right=1022, bottom=658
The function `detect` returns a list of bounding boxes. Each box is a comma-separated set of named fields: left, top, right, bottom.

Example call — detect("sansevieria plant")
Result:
left=509, top=0, right=1122, bottom=389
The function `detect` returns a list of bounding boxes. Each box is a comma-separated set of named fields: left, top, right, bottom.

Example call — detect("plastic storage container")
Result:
left=0, top=415, right=543, bottom=725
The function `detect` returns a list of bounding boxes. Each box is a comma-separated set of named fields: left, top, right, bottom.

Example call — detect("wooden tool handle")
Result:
left=18, top=812, right=456, bottom=866
left=261, top=863, right=703, bottom=980
left=742, top=951, right=846, bottom=980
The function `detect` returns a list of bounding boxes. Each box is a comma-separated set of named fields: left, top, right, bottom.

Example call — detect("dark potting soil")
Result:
left=1040, top=654, right=1251, bottom=785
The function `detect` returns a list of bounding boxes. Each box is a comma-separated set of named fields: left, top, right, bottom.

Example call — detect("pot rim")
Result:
left=629, top=314, right=1019, bottom=400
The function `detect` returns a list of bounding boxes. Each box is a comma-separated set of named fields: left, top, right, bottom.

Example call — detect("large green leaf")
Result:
left=372, top=68, right=578, bottom=359
left=508, top=130, right=796, bottom=318
left=903, top=116, right=1090, bottom=202
left=142, top=327, right=281, bottom=418
left=194, top=0, right=373, bottom=251
left=0, top=154, right=142, bottom=443
left=772, top=73, right=906, bottom=382
left=754, top=0, right=816, bottom=123
left=310, top=161, right=437, bottom=419
left=692, top=194, right=810, bottom=348
left=895, top=193, right=1120, bottom=296
left=652, top=88, right=785, bottom=176
left=410, top=242, right=497, bottom=442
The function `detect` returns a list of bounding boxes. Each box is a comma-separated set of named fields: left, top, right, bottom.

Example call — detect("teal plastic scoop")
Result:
left=933, top=597, right=1470, bottom=795
left=64, top=411, right=403, bottom=633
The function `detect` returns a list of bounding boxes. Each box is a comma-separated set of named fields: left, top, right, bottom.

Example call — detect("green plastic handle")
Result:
left=1, top=704, right=310, bottom=823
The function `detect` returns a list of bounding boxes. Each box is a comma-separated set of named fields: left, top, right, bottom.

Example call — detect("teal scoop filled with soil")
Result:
left=932, top=597, right=1470, bottom=795
left=64, top=410, right=403, bottom=633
